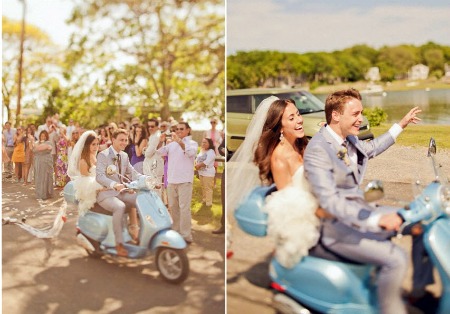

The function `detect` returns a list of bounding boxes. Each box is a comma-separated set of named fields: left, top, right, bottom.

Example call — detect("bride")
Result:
left=67, top=130, right=104, bottom=216
left=228, top=97, right=320, bottom=268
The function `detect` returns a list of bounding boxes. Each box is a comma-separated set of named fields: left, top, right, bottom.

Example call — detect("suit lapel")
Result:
left=321, top=126, right=341, bottom=152
left=321, top=127, right=359, bottom=183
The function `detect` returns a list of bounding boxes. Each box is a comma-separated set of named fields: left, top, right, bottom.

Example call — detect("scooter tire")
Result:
left=155, top=247, right=189, bottom=284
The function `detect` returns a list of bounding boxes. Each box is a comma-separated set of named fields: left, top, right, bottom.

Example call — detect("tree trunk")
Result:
left=160, top=104, right=171, bottom=121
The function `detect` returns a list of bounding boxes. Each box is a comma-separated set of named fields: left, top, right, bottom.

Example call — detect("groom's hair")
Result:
left=112, top=128, right=128, bottom=139
left=325, top=88, right=362, bottom=124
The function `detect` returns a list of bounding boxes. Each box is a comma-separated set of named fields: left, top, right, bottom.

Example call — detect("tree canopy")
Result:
left=2, top=16, right=57, bottom=125
left=3, top=0, right=225, bottom=128
left=227, top=43, right=450, bottom=89
left=63, top=0, right=225, bottom=127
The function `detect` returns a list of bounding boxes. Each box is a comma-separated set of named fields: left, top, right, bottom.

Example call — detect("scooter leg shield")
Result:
left=78, top=213, right=111, bottom=243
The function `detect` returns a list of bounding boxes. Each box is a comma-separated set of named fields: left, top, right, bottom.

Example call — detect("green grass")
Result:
left=371, top=124, right=450, bottom=149
left=190, top=164, right=223, bottom=228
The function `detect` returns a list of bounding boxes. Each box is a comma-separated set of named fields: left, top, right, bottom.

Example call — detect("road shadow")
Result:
left=227, top=253, right=271, bottom=289
left=2, top=180, right=225, bottom=314
left=22, top=256, right=188, bottom=314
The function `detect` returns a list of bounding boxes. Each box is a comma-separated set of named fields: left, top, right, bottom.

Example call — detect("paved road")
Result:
left=227, top=146, right=449, bottom=314
left=2, top=180, right=225, bottom=314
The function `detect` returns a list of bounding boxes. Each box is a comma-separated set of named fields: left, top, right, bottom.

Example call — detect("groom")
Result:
left=304, top=88, right=423, bottom=314
left=96, top=129, right=143, bottom=257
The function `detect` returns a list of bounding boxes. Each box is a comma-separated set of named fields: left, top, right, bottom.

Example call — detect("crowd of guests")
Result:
left=2, top=114, right=225, bottom=236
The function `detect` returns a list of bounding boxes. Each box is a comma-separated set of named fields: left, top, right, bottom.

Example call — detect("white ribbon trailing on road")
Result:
left=13, top=202, right=67, bottom=239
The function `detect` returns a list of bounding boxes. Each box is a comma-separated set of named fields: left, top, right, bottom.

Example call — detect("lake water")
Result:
left=315, top=89, right=450, bottom=125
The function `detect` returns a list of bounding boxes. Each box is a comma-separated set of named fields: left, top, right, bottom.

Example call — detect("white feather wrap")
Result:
left=264, top=166, right=320, bottom=269
left=73, top=174, right=103, bottom=216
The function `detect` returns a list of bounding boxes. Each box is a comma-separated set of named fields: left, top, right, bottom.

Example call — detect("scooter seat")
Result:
left=309, top=241, right=364, bottom=265
left=89, top=203, right=113, bottom=216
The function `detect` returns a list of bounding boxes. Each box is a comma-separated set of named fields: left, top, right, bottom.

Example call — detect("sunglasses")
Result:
left=176, top=128, right=186, bottom=131
left=210, top=121, right=217, bottom=124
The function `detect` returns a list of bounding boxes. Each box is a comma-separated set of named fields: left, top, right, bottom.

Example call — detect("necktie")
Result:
left=340, top=141, right=350, bottom=166
left=117, top=153, right=123, bottom=183
left=343, top=141, right=358, bottom=173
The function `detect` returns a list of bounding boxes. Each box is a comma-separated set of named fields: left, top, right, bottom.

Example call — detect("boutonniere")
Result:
left=337, top=147, right=350, bottom=166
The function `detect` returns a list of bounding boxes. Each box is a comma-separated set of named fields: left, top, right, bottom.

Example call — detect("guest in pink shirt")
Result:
left=157, top=122, right=198, bottom=243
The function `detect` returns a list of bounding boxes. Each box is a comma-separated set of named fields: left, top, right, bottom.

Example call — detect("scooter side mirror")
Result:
left=364, top=180, right=384, bottom=202
left=106, top=165, right=118, bottom=176
left=427, top=137, right=436, bottom=157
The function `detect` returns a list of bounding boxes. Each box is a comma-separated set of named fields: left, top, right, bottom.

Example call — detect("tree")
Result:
left=226, top=43, right=450, bottom=89
left=377, top=45, right=419, bottom=80
left=2, top=16, right=55, bottom=124
left=423, top=49, right=445, bottom=77
left=64, top=0, right=225, bottom=122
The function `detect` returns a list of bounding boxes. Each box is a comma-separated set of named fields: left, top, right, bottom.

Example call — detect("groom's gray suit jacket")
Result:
left=96, top=147, right=143, bottom=203
left=304, top=126, right=396, bottom=245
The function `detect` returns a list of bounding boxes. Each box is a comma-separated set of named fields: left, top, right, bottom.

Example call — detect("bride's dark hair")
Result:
left=253, top=99, right=308, bottom=184
left=81, top=133, right=98, bottom=170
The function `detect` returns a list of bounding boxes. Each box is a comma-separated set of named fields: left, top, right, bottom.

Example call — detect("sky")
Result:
left=3, top=0, right=449, bottom=53
left=2, top=0, right=75, bottom=47
left=227, top=0, right=450, bottom=54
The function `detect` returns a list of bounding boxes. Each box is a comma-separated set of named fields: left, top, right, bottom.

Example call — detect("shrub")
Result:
left=363, top=107, right=388, bottom=127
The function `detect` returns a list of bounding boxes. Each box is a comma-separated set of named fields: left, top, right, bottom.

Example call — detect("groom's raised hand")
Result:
left=398, top=106, right=422, bottom=129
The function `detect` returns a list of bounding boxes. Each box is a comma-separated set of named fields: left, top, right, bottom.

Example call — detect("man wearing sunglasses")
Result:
left=157, top=122, right=198, bottom=243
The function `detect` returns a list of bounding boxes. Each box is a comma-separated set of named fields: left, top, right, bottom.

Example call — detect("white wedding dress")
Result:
left=264, top=166, right=320, bottom=269
left=73, top=165, right=103, bottom=216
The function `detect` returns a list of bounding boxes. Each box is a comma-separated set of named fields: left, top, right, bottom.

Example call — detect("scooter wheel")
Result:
left=155, top=247, right=189, bottom=284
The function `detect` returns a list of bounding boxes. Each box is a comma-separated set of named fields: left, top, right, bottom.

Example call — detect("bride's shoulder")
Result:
left=271, top=148, right=289, bottom=172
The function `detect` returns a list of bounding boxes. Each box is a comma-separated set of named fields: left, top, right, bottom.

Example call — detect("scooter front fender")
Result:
left=149, top=229, right=186, bottom=251
left=424, top=218, right=450, bottom=314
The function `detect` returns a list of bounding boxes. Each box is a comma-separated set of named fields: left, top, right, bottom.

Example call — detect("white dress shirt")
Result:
left=157, top=136, right=198, bottom=184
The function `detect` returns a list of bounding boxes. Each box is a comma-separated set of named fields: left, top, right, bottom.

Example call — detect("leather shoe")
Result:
left=212, top=226, right=225, bottom=234
left=116, top=243, right=128, bottom=257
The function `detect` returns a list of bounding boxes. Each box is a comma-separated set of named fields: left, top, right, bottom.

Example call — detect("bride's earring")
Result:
left=279, top=130, right=284, bottom=144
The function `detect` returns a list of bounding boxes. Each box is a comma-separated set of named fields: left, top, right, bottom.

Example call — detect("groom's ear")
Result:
left=331, top=110, right=340, bottom=122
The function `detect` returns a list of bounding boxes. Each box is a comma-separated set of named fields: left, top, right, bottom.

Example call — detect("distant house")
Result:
left=443, top=64, right=450, bottom=83
left=365, top=67, right=380, bottom=82
left=409, top=64, right=429, bottom=80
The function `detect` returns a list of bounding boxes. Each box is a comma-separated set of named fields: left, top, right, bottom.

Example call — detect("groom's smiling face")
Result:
left=340, top=99, right=363, bottom=137
left=112, top=133, right=129, bottom=152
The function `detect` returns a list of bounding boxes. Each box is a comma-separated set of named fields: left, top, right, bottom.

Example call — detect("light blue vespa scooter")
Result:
left=64, top=164, right=189, bottom=284
left=234, top=138, right=449, bottom=313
